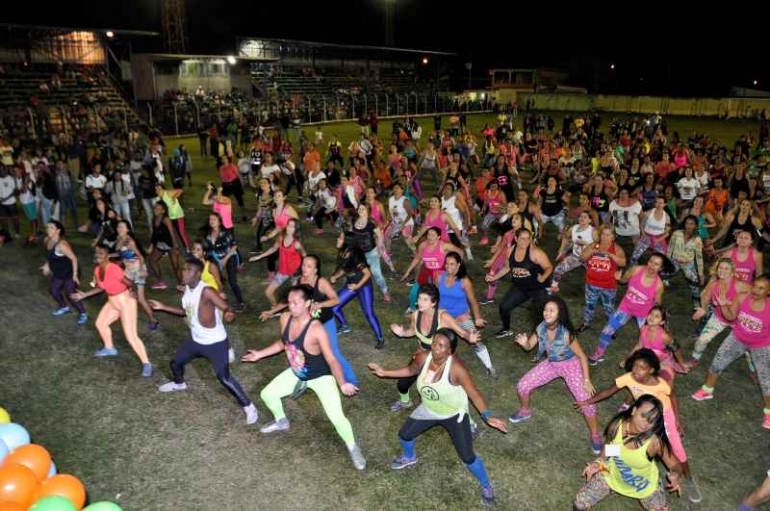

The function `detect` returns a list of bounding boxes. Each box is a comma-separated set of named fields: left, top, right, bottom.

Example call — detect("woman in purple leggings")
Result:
left=41, top=220, right=87, bottom=325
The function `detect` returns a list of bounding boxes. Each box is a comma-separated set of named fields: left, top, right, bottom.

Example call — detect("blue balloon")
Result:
left=48, top=460, right=57, bottom=477
left=0, top=438, right=9, bottom=463
left=0, top=423, right=30, bottom=451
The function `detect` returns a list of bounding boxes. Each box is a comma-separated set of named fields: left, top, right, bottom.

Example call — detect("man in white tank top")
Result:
left=150, top=258, right=258, bottom=425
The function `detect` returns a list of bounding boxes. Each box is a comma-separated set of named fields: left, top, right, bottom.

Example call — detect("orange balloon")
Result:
left=2, top=444, right=51, bottom=481
left=0, top=501, right=25, bottom=511
left=30, top=474, right=86, bottom=510
left=0, top=464, right=37, bottom=507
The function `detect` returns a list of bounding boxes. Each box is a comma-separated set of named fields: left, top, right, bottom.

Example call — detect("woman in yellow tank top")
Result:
left=574, top=395, right=683, bottom=510
left=369, top=329, right=507, bottom=508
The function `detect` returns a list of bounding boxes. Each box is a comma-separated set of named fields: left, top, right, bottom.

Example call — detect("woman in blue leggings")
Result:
left=330, top=240, right=385, bottom=350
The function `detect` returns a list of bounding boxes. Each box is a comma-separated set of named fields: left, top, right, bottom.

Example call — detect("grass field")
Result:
left=1, top=112, right=768, bottom=510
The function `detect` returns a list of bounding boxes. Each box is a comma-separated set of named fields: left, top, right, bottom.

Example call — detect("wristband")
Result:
left=480, top=410, right=492, bottom=421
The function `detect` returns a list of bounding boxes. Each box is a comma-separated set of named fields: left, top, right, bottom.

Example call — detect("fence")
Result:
left=516, top=93, right=770, bottom=119
left=140, top=92, right=494, bottom=137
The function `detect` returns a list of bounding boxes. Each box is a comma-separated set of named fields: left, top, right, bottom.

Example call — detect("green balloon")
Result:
left=30, top=495, right=77, bottom=511
left=84, top=503, right=124, bottom=511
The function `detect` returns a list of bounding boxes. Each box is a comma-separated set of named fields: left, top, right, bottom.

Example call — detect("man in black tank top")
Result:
left=242, top=285, right=366, bottom=470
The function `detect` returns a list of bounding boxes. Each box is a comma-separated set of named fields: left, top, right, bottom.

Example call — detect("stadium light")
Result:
left=422, top=57, right=429, bottom=65
left=609, top=63, right=615, bottom=70
left=106, top=31, right=114, bottom=38
left=226, top=56, right=237, bottom=65
left=754, top=79, right=759, bottom=86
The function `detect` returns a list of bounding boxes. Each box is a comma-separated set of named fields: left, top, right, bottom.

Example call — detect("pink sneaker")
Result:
left=479, top=237, right=489, bottom=246
left=763, top=414, right=770, bottom=431
left=691, top=388, right=714, bottom=401
left=384, top=293, right=392, bottom=304
left=151, top=281, right=168, bottom=290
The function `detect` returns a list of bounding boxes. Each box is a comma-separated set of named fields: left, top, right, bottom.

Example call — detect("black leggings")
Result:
left=171, top=337, right=251, bottom=407
left=314, top=209, right=339, bottom=229
left=50, top=277, right=86, bottom=313
left=498, top=287, right=548, bottom=330
left=399, top=413, right=475, bottom=464
left=284, top=171, right=305, bottom=198
left=223, top=256, right=244, bottom=304
left=222, top=180, right=245, bottom=208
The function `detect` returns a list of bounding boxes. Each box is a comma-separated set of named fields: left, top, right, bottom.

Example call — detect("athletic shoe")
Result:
left=479, top=236, right=489, bottom=245
left=486, top=366, right=499, bottom=380
left=159, top=382, right=188, bottom=393
left=348, top=443, right=366, bottom=470
left=763, top=414, right=770, bottom=431
left=390, top=454, right=418, bottom=470
left=375, top=338, right=385, bottom=350
left=494, top=329, right=513, bottom=339
left=260, top=418, right=290, bottom=434
left=93, top=347, right=118, bottom=358
left=383, top=293, right=392, bottom=304
left=478, top=298, right=494, bottom=306
left=683, top=476, right=703, bottom=504
left=691, top=388, right=714, bottom=401
left=228, top=348, right=235, bottom=364
left=244, top=403, right=259, bottom=425
left=590, top=437, right=602, bottom=455
left=509, top=410, right=532, bottom=423
left=575, top=323, right=590, bottom=333
left=339, top=325, right=352, bottom=334
left=141, top=363, right=154, bottom=378
left=234, top=302, right=246, bottom=312
left=151, top=281, right=168, bottom=290
left=77, top=313, right=88, bottom=325
left=148, top=320, right=161, bottom=331
left=389, top=399, right=413, bottom=412
left=52, top=307, right=71, bottom=316
left=481, top=485, right=495, bottom=508
left=589, top=355, right=606, bottom=367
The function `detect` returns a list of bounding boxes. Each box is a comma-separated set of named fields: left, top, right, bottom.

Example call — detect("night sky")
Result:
left=5, top=0, right=767, bottom=97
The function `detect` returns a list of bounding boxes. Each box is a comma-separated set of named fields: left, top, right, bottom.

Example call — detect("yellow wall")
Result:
left=518, top=93, right=770, bottom=118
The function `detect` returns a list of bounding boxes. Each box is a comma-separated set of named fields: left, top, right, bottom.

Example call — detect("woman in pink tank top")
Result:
left=622, top=305, right=687, bottom=384
left=730, top=231, right=763, bottom=284
left=258, top=189, right=299, bottom=279
left=203, top=185, right=234, bottom=230
left=589, top=253, right=666, bottom=364
left=411, top=196, right=461, bottom=243
left=693, top=274, right=770, bottom=429
left=400, top=227, right=464, bottom=312
left=688, top=258, right=754, bottom=367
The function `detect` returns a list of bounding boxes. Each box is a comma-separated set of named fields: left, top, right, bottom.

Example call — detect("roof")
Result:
left=234, top=36, right=458, bottom=57
left=0, top=23, right=159, bottom=37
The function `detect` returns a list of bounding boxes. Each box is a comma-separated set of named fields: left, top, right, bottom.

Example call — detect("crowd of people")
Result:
left=3, top=105, right=770, bottom=509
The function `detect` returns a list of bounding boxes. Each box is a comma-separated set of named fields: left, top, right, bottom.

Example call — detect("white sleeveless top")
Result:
left=644, top=209, right=668, bottom=236
left=571, top=224, right=595, bottom=256
left=389, top=195, right=409, bottom=224
left=441, top=195, right=463, bottom=232
left=183, top=280, right=226, bottom=345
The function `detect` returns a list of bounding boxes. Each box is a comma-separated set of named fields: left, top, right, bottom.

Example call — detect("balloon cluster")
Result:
left=0, top=406, right=122, bottom=511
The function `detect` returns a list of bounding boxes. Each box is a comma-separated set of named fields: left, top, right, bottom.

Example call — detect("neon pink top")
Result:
left=96, top=263, right=128, bottom=296
left=422, top=242, right=446, bottom=278
left=640, top=325, right=671, bottom=362
left=370, top=202, right=385, bottom=227
left=711, top=278, right=738, bottom=323
left=618, top=269, right=659, bottom=317
left=424, top=210, right=449, bottom=241
left=734, top=296, right=770, bottom=348
left=674, top=153, right=688, bottom=169
left=274, top=205, right=292, bottom=230
left=731, top=247, right=756, bottom=284
left=278, top=237, right=302, bottom=277
left=212, top=201, right=233, bottom=230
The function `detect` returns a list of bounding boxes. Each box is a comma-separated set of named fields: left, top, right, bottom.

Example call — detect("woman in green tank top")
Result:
left=574, top=394, right=684, bottom=510
left=369, top=328, right=507, bottom=509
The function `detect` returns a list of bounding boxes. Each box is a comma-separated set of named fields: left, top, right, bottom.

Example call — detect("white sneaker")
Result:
left=159, top=382, right=188, bottom=393
left=349, top=443, right=366, bottom=470
left=244, top=403, right=258, bottom=425
left=228, top=348, right=235, bottom=364
left=260, top=417, right=290, bottom=434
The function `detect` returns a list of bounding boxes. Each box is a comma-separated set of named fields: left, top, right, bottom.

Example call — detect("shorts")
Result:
left=22, top=202, right=37, bottom=220
left=269, top=273, right=294, bottom=286
left=0, top=203, right=18, bottom=217
left=124, top=262, right=148, bottom=286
